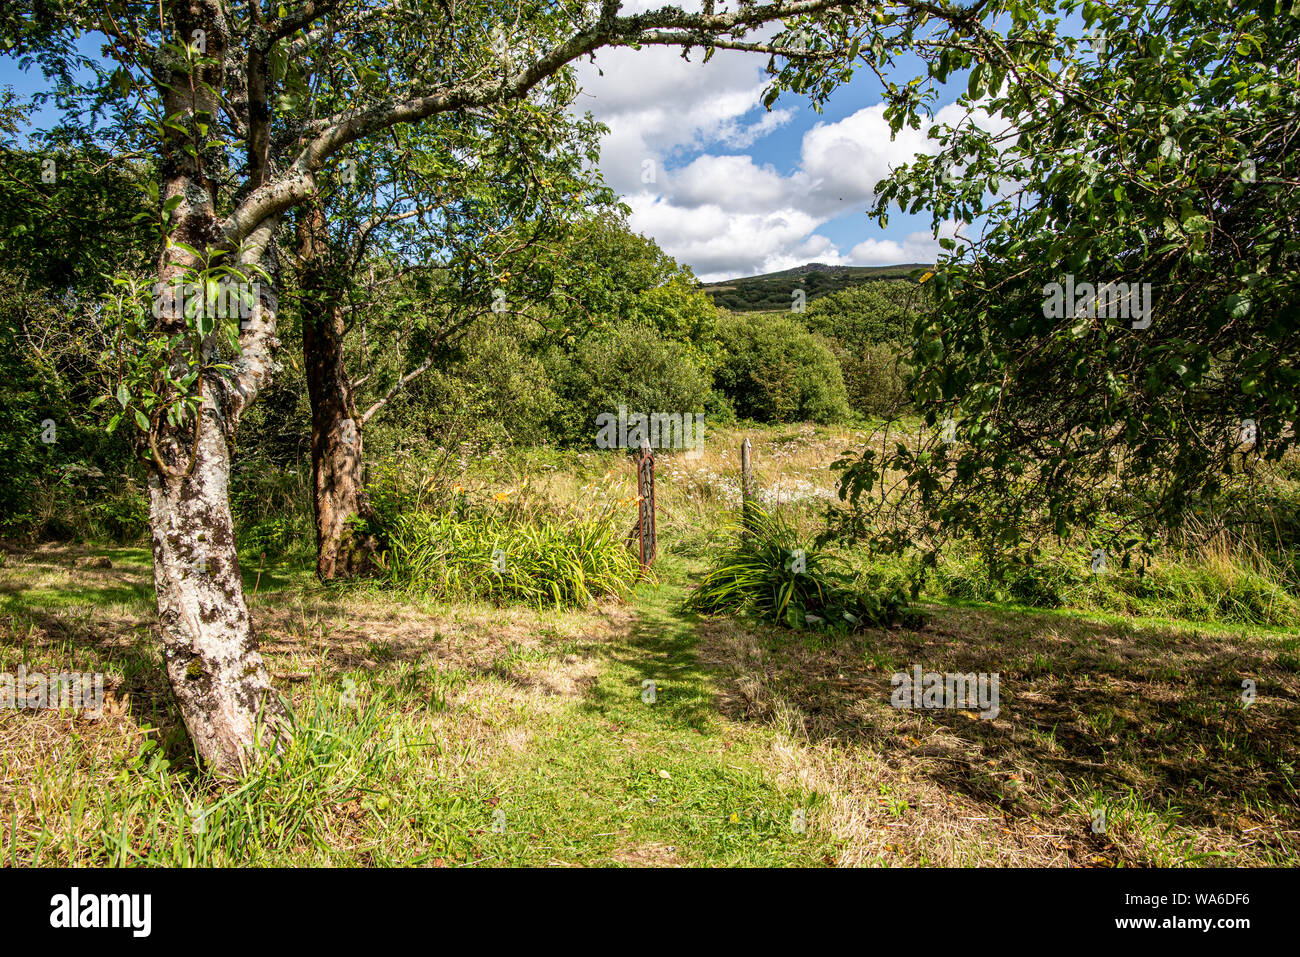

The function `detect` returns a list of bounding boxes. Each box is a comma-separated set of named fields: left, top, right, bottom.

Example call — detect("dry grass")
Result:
left=0, top=543, right=633, bottom=865
left=4, top=419, right=1299, bottom=867
left=697, top=602, right=1300, bottom=866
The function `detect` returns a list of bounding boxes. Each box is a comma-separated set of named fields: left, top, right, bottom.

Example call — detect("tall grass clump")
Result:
left=928, top=538, right=1300, bottom=628
left=39, top=685, right=411, bottom=867
left=686, top=506, right=909, bottom=630
left=378, top=509, right=639, bottom=608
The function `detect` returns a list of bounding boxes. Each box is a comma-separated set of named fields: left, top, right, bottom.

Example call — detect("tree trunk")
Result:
left=143, top=1, right=290, bottom=771
left=298, top=203, right=377, bottom=581
left=303, top=298, right=377, bottom=580
left=147, top=407, right=291, bottom=770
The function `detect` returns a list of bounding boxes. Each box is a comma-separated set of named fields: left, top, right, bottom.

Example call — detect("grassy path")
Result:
left=470, top=555, right=837, bottom=866
left=3, top=545, right=839, bottom=866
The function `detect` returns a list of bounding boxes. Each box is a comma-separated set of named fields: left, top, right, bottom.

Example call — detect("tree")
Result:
left=802, top=279, right=928, bottom=416
left=715, top=311, right=852, bottom=423
left=835, top=0, right=1300, bottom=565
left=802, top=278, right=924, bottom=347
left=0, top=97, right=154, bottom=539
left=4, top=0, right=918, bottom=771
left=289, top=104, right=613, bottom=580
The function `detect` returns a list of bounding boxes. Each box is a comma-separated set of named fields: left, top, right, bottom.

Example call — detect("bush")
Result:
left=686, top=507, right=910, bottom=630
left=714, top=312, right=851, bottom=424
left=543, top=324, right=713, bottom=447
left=802, top=279, right=926, bottom=346
left=836, top=341, right=911, bottom=418
left=801, top=280, right=927, bottom=417
left=229, top=458, right=314, bottom=560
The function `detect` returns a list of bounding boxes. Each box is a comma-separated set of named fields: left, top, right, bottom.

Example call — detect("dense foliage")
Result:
left=687, top=507, right=909, bottom=630
left=836, top=0, right=1300, bottom=565
left=715, top=311, right=852, bottom=425
left=702, top=263, right=924, bottom=312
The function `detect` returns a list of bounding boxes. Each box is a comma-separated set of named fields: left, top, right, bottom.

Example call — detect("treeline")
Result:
left=0, top=137, right=927, bottom=547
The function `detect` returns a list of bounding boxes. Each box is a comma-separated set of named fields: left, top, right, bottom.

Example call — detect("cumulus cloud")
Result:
left=574, top=47, right=987, bottom=280
left=848, top=222, right=965, bottom=267
left=572, top=46, right=794, bottom=196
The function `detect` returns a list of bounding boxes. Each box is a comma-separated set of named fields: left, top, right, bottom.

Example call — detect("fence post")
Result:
left=741, top=436, right=754, bottom=532
left=636, top=437, right=656, bottom=571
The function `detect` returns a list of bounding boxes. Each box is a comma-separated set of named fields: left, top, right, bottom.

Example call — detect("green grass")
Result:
left=847, top=539, right=1300, bottom=630
left=378, top=510, right=641, bottom=609
left=4, top=423, right=1300, bottom=867
left=4, top=551, right=838, bottom=867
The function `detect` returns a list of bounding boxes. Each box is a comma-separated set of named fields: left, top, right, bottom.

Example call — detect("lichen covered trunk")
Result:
left=148, top=400, right=290, bottom=770
left=144, top=1, right=291, bottom=770
left=299, top=201, right=376, bottom=581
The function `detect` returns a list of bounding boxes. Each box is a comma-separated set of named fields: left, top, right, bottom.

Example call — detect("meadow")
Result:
left=4, top=422, right=1296, bottom=867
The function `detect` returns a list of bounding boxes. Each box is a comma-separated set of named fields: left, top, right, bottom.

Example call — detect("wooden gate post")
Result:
left=741, top=436, right=754, bottom=532
left=636, top=437, right=656, bottom=571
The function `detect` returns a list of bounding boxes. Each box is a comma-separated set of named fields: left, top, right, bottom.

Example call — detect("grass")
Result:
left=378, top=509, right=640, bottom=608
left=0, top=546, right=838, bottom=866
left=926, top=540, right=1300, bottom=629
left=686, top=506, right=908, bottom=630
left=2, top=422, right=1299, bottom=866
left=697, top=596, right=1299, bottom=866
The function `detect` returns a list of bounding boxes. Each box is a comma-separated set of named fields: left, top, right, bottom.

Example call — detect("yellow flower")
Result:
left=728, top=812, right=739, bottom=823
left=493, top=491, right=511, bottom=502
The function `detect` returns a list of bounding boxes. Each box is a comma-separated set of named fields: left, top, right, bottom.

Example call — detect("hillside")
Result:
left=702, top=262, right=929, bottom=312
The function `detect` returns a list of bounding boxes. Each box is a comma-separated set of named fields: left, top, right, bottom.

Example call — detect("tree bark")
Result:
left=147, top=408, right=291, bottom=770
left=298, top=203, right=377, bottom=581
left=143, top=0, right=290, bottom=771
left=303, top=298, right=377, bottom=580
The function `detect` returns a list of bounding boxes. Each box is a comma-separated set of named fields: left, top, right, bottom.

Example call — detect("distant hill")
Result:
left=701, top=262, right=930, bottom=312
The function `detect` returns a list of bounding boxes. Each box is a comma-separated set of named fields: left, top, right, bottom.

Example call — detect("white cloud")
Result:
left=847, top=223, right=963, bottom=267
left=572, top=46, right=792, bottom=195
left=575, top=48, right=989, bottom=279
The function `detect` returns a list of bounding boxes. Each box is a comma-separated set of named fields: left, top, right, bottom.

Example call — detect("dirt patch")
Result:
left=611, top=842, right=685, bottom=867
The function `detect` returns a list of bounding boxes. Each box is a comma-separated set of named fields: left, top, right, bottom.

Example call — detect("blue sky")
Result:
left=0, top=11, right=970, bottom=283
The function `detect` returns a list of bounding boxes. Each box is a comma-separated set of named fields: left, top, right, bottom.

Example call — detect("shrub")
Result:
left=686, top=507, right=910, bottom=630
left=834, top=341, right=911, bottom=418
left=802, top=279, right=927, bottom=346
left=378, top=510, right=640, bottom=608
left=714, top=312, right=851, bottom=424
left=543, top=324, right=713, bottom=447
left=229, top=458, right=314, bottom=560
left=801, top=280, right=927, bottom=417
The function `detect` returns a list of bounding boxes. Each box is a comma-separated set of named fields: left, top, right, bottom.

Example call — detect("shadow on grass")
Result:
left=0, top=600, right=195, bottom=770
left=696, top=597, right=1300, bottom=864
